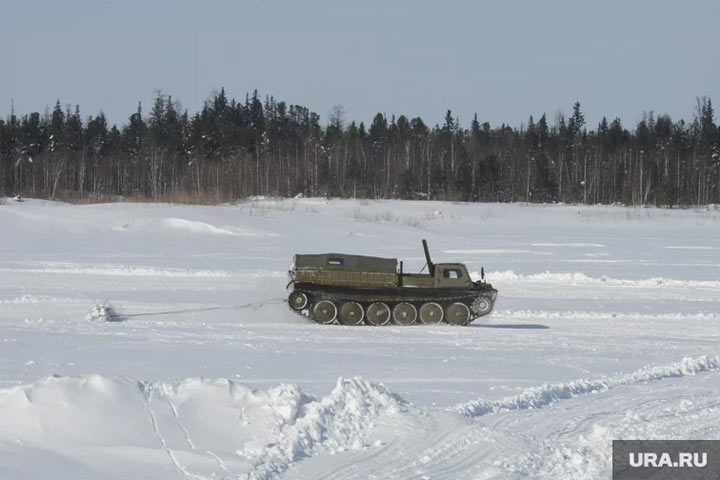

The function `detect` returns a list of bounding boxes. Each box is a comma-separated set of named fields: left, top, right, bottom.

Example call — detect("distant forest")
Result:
left=1, top=89, right=718, bottom=206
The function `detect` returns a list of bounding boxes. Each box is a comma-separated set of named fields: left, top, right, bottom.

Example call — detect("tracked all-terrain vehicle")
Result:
left=287, top=240, right=497, bottom=326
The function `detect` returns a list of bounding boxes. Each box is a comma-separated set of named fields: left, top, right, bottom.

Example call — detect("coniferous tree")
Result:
left=0, top=92, right=717, bottom=207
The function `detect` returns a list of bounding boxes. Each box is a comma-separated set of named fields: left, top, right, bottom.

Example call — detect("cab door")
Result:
left=434, top=264, right=472, bottom=288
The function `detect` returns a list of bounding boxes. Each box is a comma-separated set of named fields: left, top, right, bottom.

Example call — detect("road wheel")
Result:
left=471, top=296, right=493, bottom=317
left=288, top=291, right=309, bottom=310
left=419, top=302, right=443, bottom=324
left=446, top=302, right=471, bottom=326
left=365, top=302, right=391, bottom=326
left=313, top=300, right=337, bottom=324
left=392, top=302, right=417, bottom=325
left=338, top=302, right=364, bottom=326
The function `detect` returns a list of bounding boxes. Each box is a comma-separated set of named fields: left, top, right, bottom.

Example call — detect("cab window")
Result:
left=443, top=269, right=462, bottom=279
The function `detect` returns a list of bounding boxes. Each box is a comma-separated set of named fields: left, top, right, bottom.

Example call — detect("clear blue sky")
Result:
left=1, top=0, right=718, bottom=129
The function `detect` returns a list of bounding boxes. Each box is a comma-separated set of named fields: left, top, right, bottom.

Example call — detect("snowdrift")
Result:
left=0, top=375, right=408, bottom=480
left=455, top=354, right=720, bottom=417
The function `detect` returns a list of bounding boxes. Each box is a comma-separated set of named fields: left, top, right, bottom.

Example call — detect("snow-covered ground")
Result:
left=1, top=197, right=718, bottom=479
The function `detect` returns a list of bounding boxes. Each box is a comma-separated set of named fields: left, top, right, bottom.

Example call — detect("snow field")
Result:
left=1, top=198, right=719, bottom=478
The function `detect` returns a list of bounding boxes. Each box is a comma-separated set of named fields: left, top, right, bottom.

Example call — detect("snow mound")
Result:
left=0, top=375, right=407, bottom=479
left=245, top=376, right=409, bottom=479
left=114, top=217, right=275, bottom=237
left=480, top=270, right=720, bottom=289
left=455, top=354, right=720, bottom=417
left=160, top=217, right=244, bottom=235
left=0, top=375, right=152, bottom=447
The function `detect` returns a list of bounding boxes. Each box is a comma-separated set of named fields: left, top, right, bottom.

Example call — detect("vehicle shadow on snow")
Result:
left=469, top=323, right=550, bottom=329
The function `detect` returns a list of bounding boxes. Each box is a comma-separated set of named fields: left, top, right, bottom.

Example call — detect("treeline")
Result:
left=1, top=89, right=718, bottom=206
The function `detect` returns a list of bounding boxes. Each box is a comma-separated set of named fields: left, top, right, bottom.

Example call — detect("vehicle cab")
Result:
left=433, top=263, right=472, bottom=288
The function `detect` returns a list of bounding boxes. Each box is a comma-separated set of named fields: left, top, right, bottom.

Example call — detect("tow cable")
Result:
left=86, top=298, right=286, bottom=322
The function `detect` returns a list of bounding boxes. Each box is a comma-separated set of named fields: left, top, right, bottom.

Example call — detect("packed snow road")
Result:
left=1, top=198, right=718, bottom=479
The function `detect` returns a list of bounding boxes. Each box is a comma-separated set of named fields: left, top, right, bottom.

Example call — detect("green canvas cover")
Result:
left=293, top=254, right=397, bottom=273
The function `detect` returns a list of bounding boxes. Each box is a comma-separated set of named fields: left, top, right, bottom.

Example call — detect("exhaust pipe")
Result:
left=422, top=239, right=435, bottom=276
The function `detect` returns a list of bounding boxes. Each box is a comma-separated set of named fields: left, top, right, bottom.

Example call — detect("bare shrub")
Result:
left=237, top=198, right=300, bottom=217
left=352, top=208, right=391, bottom=223
left=50, top=189, right=229, bottom=205
left=404, top=216, right=424, bottom=228
left=352, top=208, right=425, bottom=228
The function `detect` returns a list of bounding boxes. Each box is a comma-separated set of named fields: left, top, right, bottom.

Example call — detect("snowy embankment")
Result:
left=0, top=374, right=406, bottom=480
left=0, top=198, right=719, bottom=479
left=455, top=354, right=720, bottom=417
left=2, top=353, right=718, bottom=480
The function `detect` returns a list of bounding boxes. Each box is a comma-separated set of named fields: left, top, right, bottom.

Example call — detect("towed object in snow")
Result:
left=287, top=239, right=497, bottom=326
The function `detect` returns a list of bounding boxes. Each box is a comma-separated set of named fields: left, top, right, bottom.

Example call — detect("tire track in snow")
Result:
left=309, top=435, right=404, bottom=480
left=142, top=384, right=208, bottom=480
left=166, top=394, right=195, bottom=450
left=164, top=387, right=232, bottom=475
left=362, top=356, right=720, bottom=480
left=504, top=378, right=720, bottom=479
left=204, top=450, right=231, bottom=475
left=304, top=410, right=472, bottom=480
left=335, top=416, right=508, bottom=480
left=455, top=354, right=720, bottom=417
